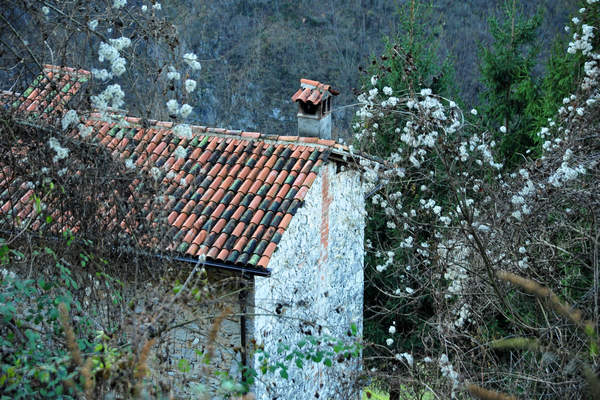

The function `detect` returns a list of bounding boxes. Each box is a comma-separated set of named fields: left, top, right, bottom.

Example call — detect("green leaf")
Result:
left=323, top=358, right=332, bottom=367
left=295, top=358, right=303, bottom=369
left=177, top=358, right=191, bottom=373
left=350, top=323, right=358, bottom=336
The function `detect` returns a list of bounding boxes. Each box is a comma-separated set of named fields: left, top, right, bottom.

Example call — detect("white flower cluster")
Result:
left=91, top=84, right=125, bottom=110
left=375, top=251, right=395, bottom=272
left=548, top=149, right=586, bottom=187
left=92, top=68, right=113, bottom=82
left=113, top=0, right=127, bottom=9
left=173, top=124, right=192, bottom=139
left=78, top=124, right=93, bottom=138
left=568, top=23, right=594, bottom=55
left=166, top=99, right=193, bottom=118
left=439, top=354, right=460, bottom=397
left=167, top=66, right=181, bottom=81
left=48, top=137, right=69, bottom=163
left=396, top=352, right=413, bottom=367
left=439, top=242, right=470, bottom=299
left=88, top=19, right=98, bottom=31
left=173, top=145, right=187, bottom=159
left=98, top=38, right=131, bottom=77
left=453, top=303, right=470, bottom=329
left=185, top=79, right=197, bottom=93
left=183, top=52, right=201, bottom=70
left=61, top=109, right=79, bottom=131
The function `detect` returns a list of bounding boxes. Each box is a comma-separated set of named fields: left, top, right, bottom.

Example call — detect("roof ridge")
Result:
left=86, top=112, right=352, bottom=153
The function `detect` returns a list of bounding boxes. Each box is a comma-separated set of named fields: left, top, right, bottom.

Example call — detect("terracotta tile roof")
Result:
left=0, top=65, right=357, bottom=273
left=7, top=65, right=90, bottom=120
left=291, top=78, right=339, bottom=106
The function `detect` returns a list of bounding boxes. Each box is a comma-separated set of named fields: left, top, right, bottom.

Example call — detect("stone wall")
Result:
left=139, top=273, right=246, bottom=397
left=251, top=162, right=365, bottom=400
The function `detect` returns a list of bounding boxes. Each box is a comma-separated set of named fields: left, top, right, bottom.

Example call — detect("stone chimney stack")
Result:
left=291, top=79, right=339, bottom=140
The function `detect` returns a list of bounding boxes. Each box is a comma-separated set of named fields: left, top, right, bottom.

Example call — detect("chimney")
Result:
left=291, top=79, right=339, bottom=139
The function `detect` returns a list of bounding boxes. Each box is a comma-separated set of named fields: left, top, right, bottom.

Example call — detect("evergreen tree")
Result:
left=478, top=0, right=542, bottom=166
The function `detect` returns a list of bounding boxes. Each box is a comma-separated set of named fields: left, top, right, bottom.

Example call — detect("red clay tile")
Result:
left=295, top=186, right=309, bottom=200
left=233, top=236, right=248, bottom=252
left=257, top=255, right=270, bottom=268
left=207, top=247, right=219, bottom=259
left=216, top=248, right=229, bottom=261
left=249, top=196, right=262, bottom=210
left=173, top=157, right=186, bottom=171
left=213, top=232, right=228, bottom=249
left=304, top=172, right=317, bottom=187
left=182, top=214, right=197, bottom=230
left=274, top=171, right=289, bottom=185
left=279, top=135, right=299, bottom=142
left=241, top=131, right=260, bottom=139
left=184, top=229, right=197, bottom=243
left=193, top=230, right=208, bottom=245
left=250, top=209, right=265, bottom=225
left=257, top=167, right=270, bottom=182
left=186, top=243, right=199, bottom=255
left=231, top=206, right=245, bottom=221
left=299, top=136, right=319, bottom=143
left=210, top=188, right=225, bottom=204
left=232, top=221, right=246, bottom=237
left=210, top=203, right=226, bottom=219
left=173, top=213, right=187, bottom=228
left=263, top=242, right=278, bottom=258
left=266, top=183, right=281, bottom=198
left=220, top=176, right=234, bottom=190
left=293, top=173, right=307, bottom=187
left=279, top=213, right=293, bottom=230
left=168, top=211, right=178, bottom=224
left=198, top=150, right=211, bottom=164
left=193, top=215, right=208, bottom=231
left=251, top=224, right=265, bottom=239
left=279, top=184, right=291, bottom=199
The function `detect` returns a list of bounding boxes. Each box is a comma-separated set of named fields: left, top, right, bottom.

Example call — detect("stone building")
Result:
left=0, top=65, right=366, bottom=399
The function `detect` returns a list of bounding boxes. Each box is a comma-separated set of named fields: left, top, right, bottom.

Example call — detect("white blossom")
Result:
left=173, top=124, right=193, bottom=139
left=92, top=68, right=113, bottom=81
left=386, top=338, right=394, bottom=346
left=179, top=104, right=193, bottom=118
left=185, top=79, right=197, bottom=93
left=153, top=3, right=162, bottom=10
left=166, top=99, right=179, bottom=114
left=78, top=124, right=93, bottom=138
left=61, top=110, right=79, bottom=131
left=109, top=37, right=131, bottom=51
left=183, top=52, right=201, bottom=70
left=125, top=158, right=135, bottom=169
left=174, top=146, right=187, bottom=159
left=91, top=84, right=125, bottom=110
left=88, top=20, right=98, bottom=31
left=48, top=137, right=69, bottom=163
left=113, top=0, right=127, bottom=9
